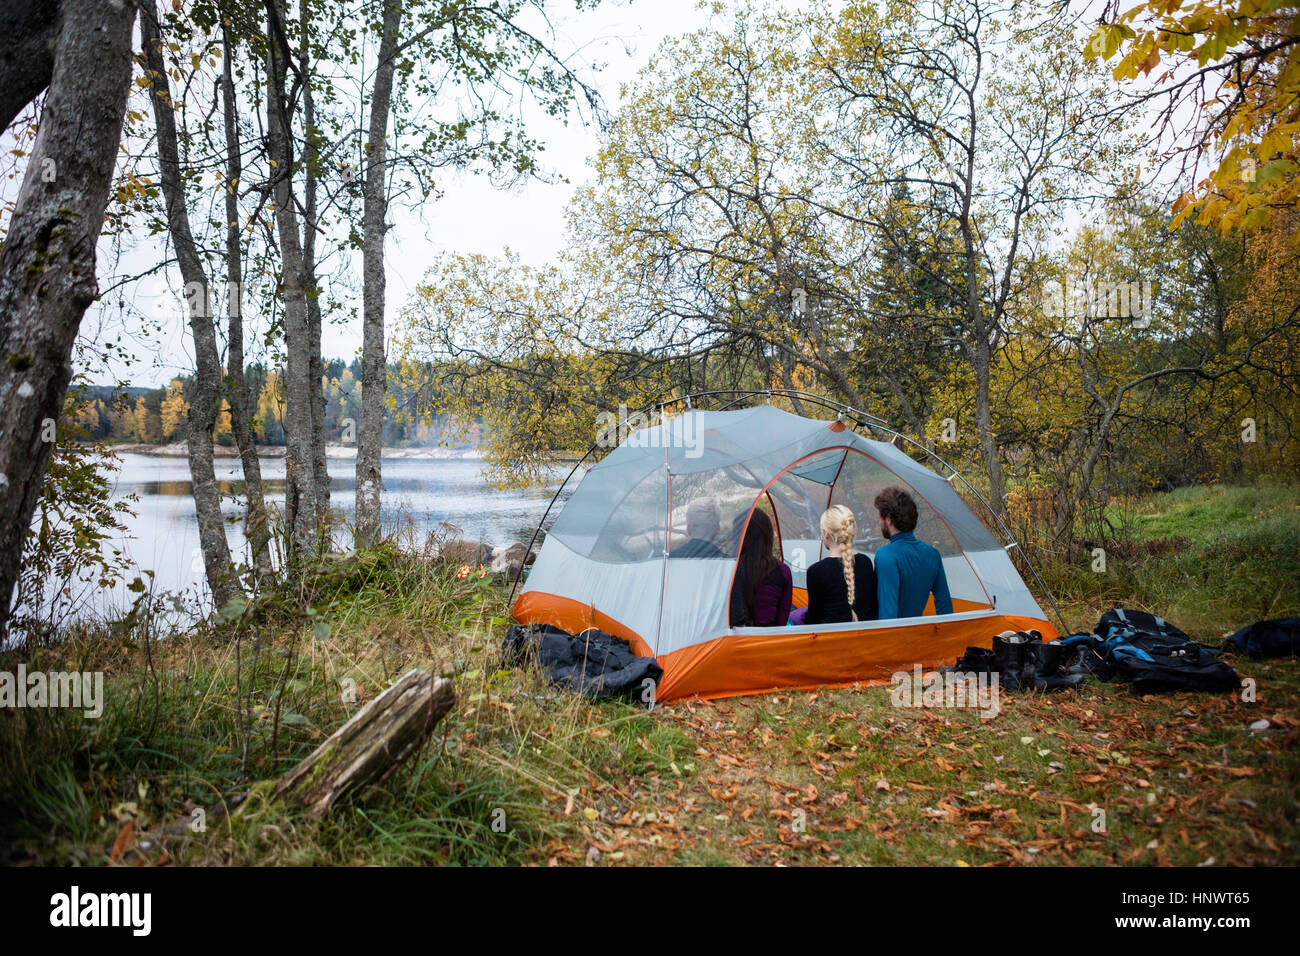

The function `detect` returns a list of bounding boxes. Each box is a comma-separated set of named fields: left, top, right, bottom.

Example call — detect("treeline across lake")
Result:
left=72, top=360, right=481, bottom=449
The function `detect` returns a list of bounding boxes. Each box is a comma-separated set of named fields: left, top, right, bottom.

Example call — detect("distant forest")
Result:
left=76, top=359, right=477, bottom=448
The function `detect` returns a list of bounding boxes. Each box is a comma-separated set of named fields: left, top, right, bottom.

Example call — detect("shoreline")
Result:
left=105, top=441, right=484, bottom=460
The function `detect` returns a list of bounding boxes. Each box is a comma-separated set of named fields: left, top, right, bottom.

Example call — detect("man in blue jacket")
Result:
left=873, top=487, right=953, bottom=619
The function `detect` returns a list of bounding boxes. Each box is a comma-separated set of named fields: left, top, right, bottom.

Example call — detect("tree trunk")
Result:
left=0, top=0, right=135, bottom=633
left=274, top=669, right=455, bottom=817
left=265, top=0, right=319, bottom=560
left=221, top=27, right=271, bottom=571
left=0, top=0, right=59, bottom=130
left=776, top=350, right=807, bottom=417
left=300, top=2, right=331, bottom=538
left=142, top=2, right=237, bottom=609
left=972, top=334, right=1008, bottom=521
left=357, top=0, right=404, bottom=547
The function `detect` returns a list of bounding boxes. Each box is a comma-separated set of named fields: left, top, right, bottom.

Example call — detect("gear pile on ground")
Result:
left=946, top=608, right=1242, bottom=694
left=946, top=629, right=1093, bottom=693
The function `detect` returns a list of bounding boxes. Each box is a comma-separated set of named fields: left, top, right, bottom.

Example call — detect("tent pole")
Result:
left=650, top=464, right=672, bottom=711
left=508, top=445, right=597, bottom=606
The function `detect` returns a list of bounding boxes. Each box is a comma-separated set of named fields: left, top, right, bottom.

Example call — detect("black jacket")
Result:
left=805, top=553, right=878, bottom=624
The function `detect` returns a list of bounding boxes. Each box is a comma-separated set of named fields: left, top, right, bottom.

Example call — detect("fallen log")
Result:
left=274, top=668, right=456, bottom=817
left=125, top=668, right=455, bottom=861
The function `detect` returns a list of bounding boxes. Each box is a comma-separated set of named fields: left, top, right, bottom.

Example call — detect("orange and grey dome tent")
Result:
left=510, top=392, right=1064, bottom=703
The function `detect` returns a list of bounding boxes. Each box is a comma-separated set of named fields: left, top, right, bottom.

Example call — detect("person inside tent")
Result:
left=791, top=505, right=878, bottom=625
left=728, top=509, right=793, bottom=627
left=873, top=487, right=953, bottom=619
left=674, top=498, right=726, bottom=558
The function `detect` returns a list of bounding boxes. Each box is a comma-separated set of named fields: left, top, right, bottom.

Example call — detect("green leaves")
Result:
left=217, top=592, right=249, bottom=624
left=1083, top=23, right=1136, bottom=63
left=13, top=381, right=137, bottom=637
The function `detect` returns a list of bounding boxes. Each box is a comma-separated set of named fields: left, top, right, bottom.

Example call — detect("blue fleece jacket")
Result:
left=875, top=530, right=953, bottom=619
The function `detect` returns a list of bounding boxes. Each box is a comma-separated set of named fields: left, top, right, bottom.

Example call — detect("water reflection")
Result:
left=73, top=453, right=570, bottom=620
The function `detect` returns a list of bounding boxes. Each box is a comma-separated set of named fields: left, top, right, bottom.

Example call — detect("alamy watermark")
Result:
left=890, top=665, right=1000, bottom=719
left=1042, top=278, right=1154, bottom=328
left=49, top=886, right=150, bottom=936
left=595, top=404, right=704, bottom=458
left=0, top=666, right=104, bottom=718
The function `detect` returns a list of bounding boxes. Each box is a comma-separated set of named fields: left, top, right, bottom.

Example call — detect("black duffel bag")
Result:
left=503, top=623, right=663, bottom=702
left=1088, top=608, right=1240, bottom=693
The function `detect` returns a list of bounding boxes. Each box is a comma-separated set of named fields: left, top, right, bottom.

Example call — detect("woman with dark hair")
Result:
left=728, top=509, right=793, bottom=627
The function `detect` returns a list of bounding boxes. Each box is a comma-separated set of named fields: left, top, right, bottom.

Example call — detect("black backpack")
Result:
left=1067, top=608, right=1240, bottom=693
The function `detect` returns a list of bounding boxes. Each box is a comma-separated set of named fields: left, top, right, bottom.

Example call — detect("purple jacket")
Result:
left=730, top=562, right=794, bottom=627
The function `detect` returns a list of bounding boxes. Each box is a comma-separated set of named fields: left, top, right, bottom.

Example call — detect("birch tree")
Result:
left=354, top=0, right=601, bottom=543
left=357, top=0, right=402, bottom=546
left=0, top=0, right=136, bottom=632
left=142, top=1, right=239, bottom=608
left=264, top=0, right=323, bottom=559
left=219, top=19, right=272, bottom=568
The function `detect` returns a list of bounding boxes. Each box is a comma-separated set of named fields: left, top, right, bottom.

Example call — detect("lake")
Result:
left=60, top=453, right=569, bottom=621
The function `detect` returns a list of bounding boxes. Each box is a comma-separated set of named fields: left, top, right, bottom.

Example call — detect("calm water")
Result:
left=71, top=453, right=568, bottom=619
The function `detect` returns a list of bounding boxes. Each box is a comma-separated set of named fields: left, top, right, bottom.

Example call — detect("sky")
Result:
left=70, top=0, right=715, bottom=390
left=380, top=0, right=712, bottom=302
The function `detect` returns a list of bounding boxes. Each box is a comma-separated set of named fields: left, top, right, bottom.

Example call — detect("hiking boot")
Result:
left=955, top=646, right=997, bottom=672
left=994, top=631, right=1031, bottom=689
left=1027, top=640, right=1072, bottom=677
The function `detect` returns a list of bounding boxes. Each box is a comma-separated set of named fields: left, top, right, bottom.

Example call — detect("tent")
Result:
left=512, top=401, right=1061, bottom=702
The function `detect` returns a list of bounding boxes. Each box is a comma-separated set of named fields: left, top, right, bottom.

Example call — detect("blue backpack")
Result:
left=1058, top=609, right=1240, bottom=693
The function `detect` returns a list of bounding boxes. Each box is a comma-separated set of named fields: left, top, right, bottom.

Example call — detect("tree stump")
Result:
left=274, top=669, right=456, bottom=817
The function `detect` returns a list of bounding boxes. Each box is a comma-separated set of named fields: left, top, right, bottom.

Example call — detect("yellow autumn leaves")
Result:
left=1086, top=1, right=1299, bottom=233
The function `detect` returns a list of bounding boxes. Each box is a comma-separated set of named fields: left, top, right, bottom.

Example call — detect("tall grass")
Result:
left=1026, top=483, right=1300, bottom=637
left=0, top=534, right=689, bottom=865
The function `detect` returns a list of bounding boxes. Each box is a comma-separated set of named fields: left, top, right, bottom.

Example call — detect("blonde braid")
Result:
left=821, top=505, right=858, bottom=620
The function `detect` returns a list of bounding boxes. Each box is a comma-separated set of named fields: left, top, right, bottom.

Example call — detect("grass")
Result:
left=1, top=483, right=1297, bottom=866
left=1034, top=482, right=1300, bottom=639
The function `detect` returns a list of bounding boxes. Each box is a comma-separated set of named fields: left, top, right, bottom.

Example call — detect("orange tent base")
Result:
left=512, top=590, right=1056, bottom=704
left=655, top=613, right=1057, bottom=702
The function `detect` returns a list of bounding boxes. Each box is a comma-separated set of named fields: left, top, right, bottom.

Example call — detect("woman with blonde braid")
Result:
left=798, top=505, right=878, bottom=625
